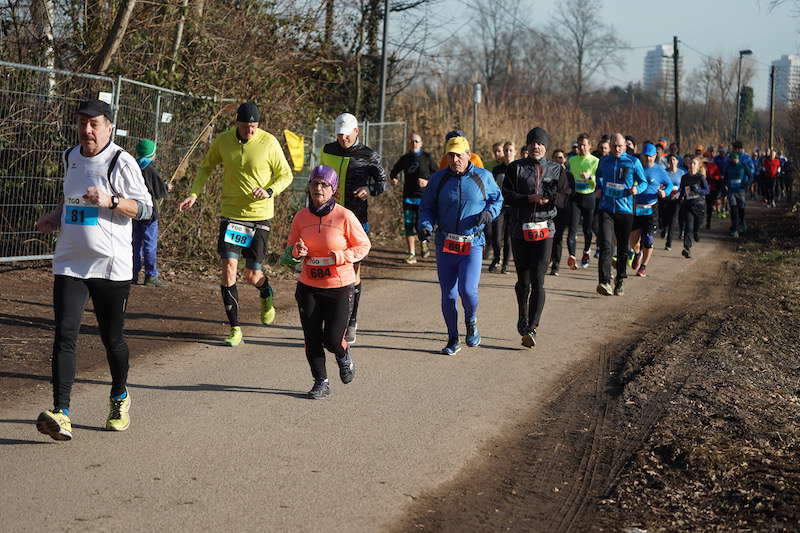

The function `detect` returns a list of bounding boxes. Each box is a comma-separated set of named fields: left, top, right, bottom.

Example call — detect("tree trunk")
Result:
left=93, top=0, right=138, bottom=74
left=170, top=0, right=189, bottom=73
left=30, top=0, right=55, bottom=95
left=324, top=0, right=334, bottom=49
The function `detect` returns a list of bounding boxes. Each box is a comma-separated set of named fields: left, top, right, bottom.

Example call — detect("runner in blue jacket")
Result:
left=595, top=133, right=647, bottom=296
left=724, top=152, right=752, bottom=237
left=419, top=136, right=503, bottom=355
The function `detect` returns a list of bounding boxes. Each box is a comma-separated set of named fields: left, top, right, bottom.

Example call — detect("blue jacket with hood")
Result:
left=596, top=152, right=647, bottom=214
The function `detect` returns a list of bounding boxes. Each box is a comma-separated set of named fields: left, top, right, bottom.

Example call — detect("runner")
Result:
left=390, top=133, right=437, bottom=264
left=629, top=143, right=675, bottom=277
left=732, top=141, right=756, bottom=199
left=488, top=141, right=515, bottom=273
left=485, top=141, right=504, bottom=172
left=724, top=151, right=752, bottom=237
left=549, top=148, right=571, bottom=276
left=660, top=153, right=685, bottom=251
left=703, top=150, right=723, bottom=228
left=418, top=135, right=502, bottom=355
left=595, top=133, right=646, bottom=296
left=502, top=127, right=572, bottom=348
left=320, top=112, right=387, bottom=344
left=179, top=102, right=293, bottom=347
left=282, top=166, right=371, bottom=399
left=437, top=130, right=485, bottom=170
left=761, top=149, right=781, bottom=207
left=678, top=155, right=710, bottom=258
left=132, top=138, right=169, bottom=287
left=34, top=99, right=153, bottom=440
left=781, top=157, right=795, bottom=204
left=565, top=133, right=599, bottom=270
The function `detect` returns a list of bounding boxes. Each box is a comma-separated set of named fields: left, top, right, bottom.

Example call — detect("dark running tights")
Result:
left=52, top=275, right=131, bottom=410
left=295, top=282, right=353, bottom=381
left=511, top=237, right=553, bottom=331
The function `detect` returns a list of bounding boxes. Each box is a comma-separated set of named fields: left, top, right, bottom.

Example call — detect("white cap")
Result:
left=334, top=113, right=359, bottom=135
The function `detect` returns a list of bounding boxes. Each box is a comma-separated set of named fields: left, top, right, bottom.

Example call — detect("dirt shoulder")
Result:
left=392, top=206, right=800, bottom=533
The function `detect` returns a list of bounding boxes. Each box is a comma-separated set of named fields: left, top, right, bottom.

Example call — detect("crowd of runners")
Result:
left=32, top=99, right=795, bottom=440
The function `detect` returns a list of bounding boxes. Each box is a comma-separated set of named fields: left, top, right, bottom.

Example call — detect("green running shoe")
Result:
left=106, top=391, right=131, bottom=431
left=36, top=409, right=72, bottom=441
left=225, top=326, right=243, bottom=347
left=260, top=287, right=276, bottom=325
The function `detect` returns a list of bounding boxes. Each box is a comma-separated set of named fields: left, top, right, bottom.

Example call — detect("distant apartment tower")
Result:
left=771, top=54, right=800, bottom=107
left=643, top=44, right=681, bottom=99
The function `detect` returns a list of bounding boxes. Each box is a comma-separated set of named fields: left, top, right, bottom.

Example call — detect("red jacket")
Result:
left=763, top=158, right=781, bottom=179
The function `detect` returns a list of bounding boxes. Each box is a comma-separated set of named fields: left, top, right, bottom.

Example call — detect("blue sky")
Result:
left=429, top=0, right=799, bottom=108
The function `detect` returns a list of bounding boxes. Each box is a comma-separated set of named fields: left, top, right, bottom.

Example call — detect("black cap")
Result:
left=237, top=101, right=260, bottom=123
left=525, top=127, right=549, bottom=147
left=445, top=129, right=465, bottom=141
left=77, top=99, right=113, bottom=121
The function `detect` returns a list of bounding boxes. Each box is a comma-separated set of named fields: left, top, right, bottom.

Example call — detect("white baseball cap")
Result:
left=334, top=113, right=359, bottom=135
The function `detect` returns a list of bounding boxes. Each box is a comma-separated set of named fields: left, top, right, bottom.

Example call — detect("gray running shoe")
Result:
left=308, top=379, right=331, bottom=400
left=336, top=348, right=355, bottom=384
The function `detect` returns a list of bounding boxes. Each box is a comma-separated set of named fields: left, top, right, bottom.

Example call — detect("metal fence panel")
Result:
left=0, top=61, right=115, bottom=261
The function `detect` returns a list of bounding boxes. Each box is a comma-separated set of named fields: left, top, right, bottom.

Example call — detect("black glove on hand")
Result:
left=477, top=210, right=493, bottom=226
left=417, top=226, right=432, bottom=242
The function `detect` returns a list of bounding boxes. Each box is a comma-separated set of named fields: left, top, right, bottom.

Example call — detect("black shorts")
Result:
left=632, top=213, right=655, bottom=233
left=217, top=217, right=271, bottom=270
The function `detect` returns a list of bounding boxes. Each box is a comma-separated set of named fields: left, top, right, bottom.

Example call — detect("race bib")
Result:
left=635, top=202, right=656, bottom=211
left=604, top=181, right=625, bottom=199
left=64, top=197, right=98, bottom=226
left=684, top=186, right=700, bottom=200
left=224, top=222, right=255, bottom=247
left=522, top=221, right=549, bottom=242
left=304, top=256, right=337, bottom=280
left=729, top=179, right=741, bottom=188
left=442, top=233, right=472, bottom=255
left=575, top=180, right=592, bottom=193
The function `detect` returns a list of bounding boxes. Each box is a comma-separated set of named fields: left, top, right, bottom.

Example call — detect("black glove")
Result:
left=417, top=226, right=432, bottom=242
left=477, top=210, right=493, bottom=226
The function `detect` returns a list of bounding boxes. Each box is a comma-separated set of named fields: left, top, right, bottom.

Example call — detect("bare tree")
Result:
left=549, top=0, right=627, bottom=105
left=93, top=0, right=138, bottom=74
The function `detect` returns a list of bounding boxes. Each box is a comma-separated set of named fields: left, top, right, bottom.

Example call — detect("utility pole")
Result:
left=673, top=36, right=680, bottom=152
left=769, top=65, right=776, bottom=151
left=377, top=0, right=389, bottom=155
left=472, top=82, right=481, bottom=151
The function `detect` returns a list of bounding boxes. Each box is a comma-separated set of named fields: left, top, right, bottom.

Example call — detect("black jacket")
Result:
left=320, top=141, right=387, bottom=223
left=141, top=163, right=169, bottom=220
left=390, top=150, right=437, bottom=199
left=501, top=157, right=573, bottom=239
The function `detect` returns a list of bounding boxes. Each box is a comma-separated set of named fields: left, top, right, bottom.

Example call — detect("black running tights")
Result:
left=295, top=282, right=353, bottom=380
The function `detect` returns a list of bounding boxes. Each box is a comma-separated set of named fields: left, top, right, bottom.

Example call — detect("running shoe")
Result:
left=336, top=348, right=355, bottom=384
left=421, top=241, right=430, bottom=258
left=637, top=265, right=647, bottom=277
left=596, top=283, right=613, bottom=296
left=225, top=326, right=243, bottom=347
left=567, top=255, right=577, bottom=270
left=260, top=287, right=276, bottom=325
left=631, top=252, right=642, bottom=271
left=613, top=279, right=624, bottom=296
left=682, top=248, right=692, bottom=259
left=664, top=245, right=672, bottom=251
left=404, top=254, right=417, bottom=264
left=106, top=391, right=131, bottom=431
left=36, top=409, right=72, bottom=441
left=517, top=317, right=528, bottom=336
left=308, top=379, right=331, bottom=400
left=465, top=322, right=481, bottom=347
left=441, top=338, right=461, bottom=355
left=581, top=251, right=591, bottom=269
left=144, top=275, right=168, bottom=287
left=549, top=266, right=559, bottom=276
left=521, top=330, right=536, bottom=349
left=488, top=260, right=498, bottom=273
left=345, top=323, right=357, bottom=344
left=626, top=250, right=635, bottom=268
left=500, top=264, right=508, bottom=274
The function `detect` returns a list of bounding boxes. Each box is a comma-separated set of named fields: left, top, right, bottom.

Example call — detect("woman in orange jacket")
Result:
left=284, top=165, right=371, bottom=399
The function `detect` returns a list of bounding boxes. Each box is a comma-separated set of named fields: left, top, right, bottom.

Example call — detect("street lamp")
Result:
left=734, top=49, right=753, bottom=142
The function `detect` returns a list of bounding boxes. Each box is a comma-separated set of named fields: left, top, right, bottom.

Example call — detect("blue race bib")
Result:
left=604, top=182, right=625, bottom=199
left=224, top=222, right=255, bottom=248
left=65, top=205, right=99, bottom=226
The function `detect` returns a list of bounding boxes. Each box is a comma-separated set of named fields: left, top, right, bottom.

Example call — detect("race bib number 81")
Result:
left=224, top=222, right=255, bottom=248
left=64, top=197, right=98, bottom=226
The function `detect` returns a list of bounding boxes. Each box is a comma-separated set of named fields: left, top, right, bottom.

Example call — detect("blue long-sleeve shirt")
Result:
left=635, top=165, right=675, bottom=215
left=419, top=163, right=504, bottom=249
left=596, top=153, right=647, bottom=214
left=724, top=162, right=752, bottom=193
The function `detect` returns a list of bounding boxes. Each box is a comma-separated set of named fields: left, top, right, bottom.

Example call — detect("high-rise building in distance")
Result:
left=771, top=54, right=800, bottom=107
left=643, top=44, right=682, bottom=99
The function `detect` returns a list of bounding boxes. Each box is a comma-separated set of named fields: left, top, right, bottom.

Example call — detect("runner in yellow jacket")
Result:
left=179, top=102, right=293, bottom=346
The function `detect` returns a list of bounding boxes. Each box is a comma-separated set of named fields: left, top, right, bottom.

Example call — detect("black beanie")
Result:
left=237, top=101, right=260, bottom=123
left=526, top=127, right=549, bottom=147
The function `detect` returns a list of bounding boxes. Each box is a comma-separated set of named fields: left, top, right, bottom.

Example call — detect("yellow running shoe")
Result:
left=225, top=326, right=243, bottom=346
left=260, top=288, right=276, bottom=325
left=36, top=409, right=72, bottom=441
left=106, top=391, right=131, bottom=431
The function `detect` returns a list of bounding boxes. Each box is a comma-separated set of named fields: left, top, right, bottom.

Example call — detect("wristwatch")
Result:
left=266, top=188, right=274, bottom=198
left=109, top=195, right=120, bottom=210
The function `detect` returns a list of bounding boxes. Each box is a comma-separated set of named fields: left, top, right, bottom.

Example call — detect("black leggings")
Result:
left=52, top=275, right=131, bottom=410
left=550, top=204, right=571, bottom=268
left=680, top=201, right=705, bottom=251
left=512, top=237, right=553, bottom=331
left=295, top=282, right=354, bottom=380
left=486, top=208, right=511, bottom=266
left=660, top=199, right=680, bottom=247
left=598, top=210, right=633, bottom=284
left=568, top=193, right=595, bottom=256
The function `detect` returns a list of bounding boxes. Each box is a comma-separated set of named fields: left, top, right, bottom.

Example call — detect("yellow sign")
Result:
left=283, top=129, right=305, bottom=172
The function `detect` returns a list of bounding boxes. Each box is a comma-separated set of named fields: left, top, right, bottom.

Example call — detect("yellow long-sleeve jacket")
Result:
left=190, top=127, right=293, bottom=221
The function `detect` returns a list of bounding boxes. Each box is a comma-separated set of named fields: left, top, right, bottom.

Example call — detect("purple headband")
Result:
left=309, top=165, right=339, bottom=191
